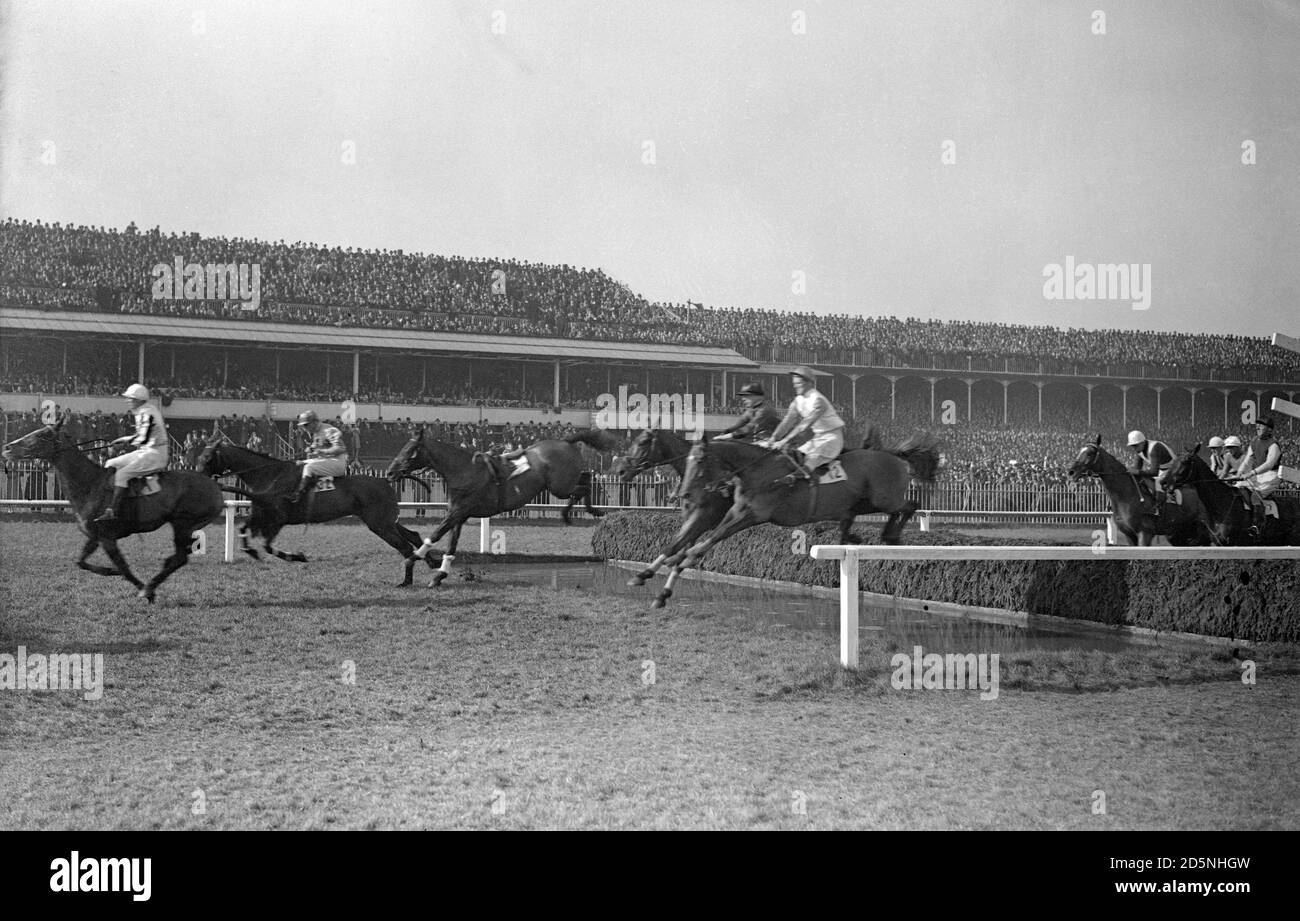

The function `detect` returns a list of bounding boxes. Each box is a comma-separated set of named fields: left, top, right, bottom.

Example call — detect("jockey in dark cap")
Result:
left=715, top=383, right=783, bottom=443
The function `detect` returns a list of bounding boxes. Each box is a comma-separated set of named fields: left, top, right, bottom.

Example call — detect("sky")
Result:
left=2, top=0, right=1298, bottom=337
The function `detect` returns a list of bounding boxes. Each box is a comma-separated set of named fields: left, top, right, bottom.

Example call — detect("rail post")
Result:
left=224, top=503, right=236, bottom=562
left=840, top=554, right=860, bottom=669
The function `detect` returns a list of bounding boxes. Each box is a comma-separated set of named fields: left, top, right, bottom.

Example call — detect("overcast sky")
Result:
left=2, top=0, right=1297, bottom=337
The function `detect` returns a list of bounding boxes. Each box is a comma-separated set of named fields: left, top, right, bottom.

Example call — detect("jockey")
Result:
left=96, top=383, right=169, bottom=521
left=1206, top=436, right=1228, bottom=478
left=715, top=383, right=783, bottom=442
left=1221, top=435, right=1245, bottom=479
left=1231, top=415, right=1282, bottom=533
left=1124, top=430, right=1174, bottom=514
left=294, top=410, right=348, bottom=502
left=768, top=366, right=846, bottom=485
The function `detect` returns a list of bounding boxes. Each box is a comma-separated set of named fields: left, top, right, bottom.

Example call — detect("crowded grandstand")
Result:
left=2, top=217, right=1296, bottom=499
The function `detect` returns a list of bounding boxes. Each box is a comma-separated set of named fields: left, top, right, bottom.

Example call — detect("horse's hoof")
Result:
left=651, top=598, right=666, bottom=609
left=428, top=574, right=447, bottom=588
left=626, top=575, right=647, bottom=587
left=138, top=588, right=155, bottom=603
left=396, top=580, right=413, bottom=588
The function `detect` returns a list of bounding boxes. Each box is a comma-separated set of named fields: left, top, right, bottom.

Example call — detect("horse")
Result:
left=1, top=418, right=224, bottom=602
left=188, top=437, right=436, bottom=586
left=646, top=432, right=943, bottom=608
left=1165, top=444, right=1300, bottom=545
left=1066, top=436, right=1211, bottom=546
left=386, top=428, right=617, bottom=585
left=612, top=429, right=733, bottom=589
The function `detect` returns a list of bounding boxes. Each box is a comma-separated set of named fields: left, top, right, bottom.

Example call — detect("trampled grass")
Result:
left=1, top=518, right=1296, bottom=829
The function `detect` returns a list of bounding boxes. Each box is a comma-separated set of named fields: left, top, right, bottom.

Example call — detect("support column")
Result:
left=170, top=347, right=176, bottom=379
left=1221, top=388, right=1229, bottom=430
left=352, top=351, right=360, bottom=396
left=138, top=342, right=146, bottom=382
left=1085, top=384, right=1094, bottom=430
left=1001, top=380, right=1009, bottom=425
left=1155, top=386, right=1163, bottom=430
left=928, top=378, right=936, bottom=422
left=553, top=360, right=561, bottom=407
left=848, top=374, right=862, bottom=420
left=1120, top=384, right=1129, bottom=428
left=222, top=349, right=227, bottom=387
left=964, top=379, right=973, bottom=422
left=1036, top=382, right=1043, bottom=424
left=63, top=343, right=68, bottom=376
left=1189, top=386, right=1196, bottom=425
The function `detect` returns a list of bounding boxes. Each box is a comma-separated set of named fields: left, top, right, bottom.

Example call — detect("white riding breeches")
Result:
left=1239, top=469, right=1281, bottom=499
left=798, top=429, right=844, bottom=470
left=105, top=447, right=168, bottom=487
left=301, top=456, right=348, bottom=478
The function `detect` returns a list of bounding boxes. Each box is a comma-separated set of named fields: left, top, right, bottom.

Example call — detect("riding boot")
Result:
left=95, top=485, right=128, bottom=522
left=293, top=475, right=319, bottom=503
left=778, top=463, right=813, bottom=487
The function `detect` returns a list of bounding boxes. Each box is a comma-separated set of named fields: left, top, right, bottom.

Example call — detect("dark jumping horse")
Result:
left=1067, top=436, right=1210, bottom=546
left=648, top=433, right=943, bottom=608
left=386, top=428, right=616, bottom=585
left=1166, top=444, right=1300, bottom=545
left=2, top=419, right=224, bottom=602
left=613, top=429, right=733, bottom=589
left=189, top=437, right=435, bottom=586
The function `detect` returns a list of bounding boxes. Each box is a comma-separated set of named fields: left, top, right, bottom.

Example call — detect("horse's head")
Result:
left=1, top=418, right=70, bottom=465
left=678, top=436, right=724, bottom=503
left=387, top=428, right=427, bottom=482
left=192, top=436, right=230, bottom=476
left=1166, top=444, right=1207, bottom=491
left=1067, top=435, right=1105, bottom=481
left=617, top=430, right=659, bottom=482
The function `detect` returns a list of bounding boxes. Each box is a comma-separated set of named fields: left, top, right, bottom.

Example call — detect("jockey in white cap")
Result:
left=96, top=383, right=169, bottom=521
left=1206, top=436, right=1228, bottom=478
left=767, top=366, right=845, bottom=485
left=294, top=410, right=348, bottom=502
left=1124, top=429, right=1174, bottom=515
left=1221, top=435, right=1245, bottom=479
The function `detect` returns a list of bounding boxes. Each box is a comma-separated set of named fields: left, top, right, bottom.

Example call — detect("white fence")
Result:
left=808, top=544, right=1300, bottom=668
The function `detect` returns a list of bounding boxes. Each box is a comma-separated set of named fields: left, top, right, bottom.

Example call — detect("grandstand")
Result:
left=2, top=217, right=1296, bottom=481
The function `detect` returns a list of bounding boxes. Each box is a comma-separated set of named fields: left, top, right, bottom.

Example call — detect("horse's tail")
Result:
left=887, top=433, right=944, bottom=483
left=566, top=428, right=620, bottom=452
left=860, top=424, right=883, bottom=451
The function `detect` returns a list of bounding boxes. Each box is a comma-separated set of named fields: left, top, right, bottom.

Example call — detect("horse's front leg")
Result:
left=76, top=535, right=120, bottom=576
left=428, top=518, right=466, bottom=587
left=98, top=538, right=143, bottom=590
left=628, top=504, right=722, bottom=587
left=654, top=506, right=755, bottom=609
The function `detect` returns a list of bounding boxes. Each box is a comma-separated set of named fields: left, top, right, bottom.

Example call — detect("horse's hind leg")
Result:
left=77, top=536, right=120, bottom=576
left=99, top=538, right=143, bottom=591
left=882, top=500, right=918, bottom=545
left=578, top=472, right=605, bottom=518
left=139, top=524, right=196, bottom=603
left=371, top=519, right=420, bottom=587
left=429, top=520, right=465, bottom=587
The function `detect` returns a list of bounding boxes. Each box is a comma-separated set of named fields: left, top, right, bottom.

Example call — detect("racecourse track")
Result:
left=1, top=517, right=1297, bottom=830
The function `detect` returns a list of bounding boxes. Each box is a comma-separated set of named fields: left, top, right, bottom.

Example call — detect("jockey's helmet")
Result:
left=1224, top=435, right=1243, bottom=448
left=1207, top=436, right=1225, bottom=448
left=738, top=383, right=765, bottom=397
left=790, top=365, right=818, bottom=384
left=122, top=383, right=150, bottom=401
left=1126, top=430, right=1146, bottom=447
left=297, top=410, right=319, bottom=428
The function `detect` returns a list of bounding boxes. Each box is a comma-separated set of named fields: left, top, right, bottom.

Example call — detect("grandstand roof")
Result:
left=0, top=308, right=758, bottom=369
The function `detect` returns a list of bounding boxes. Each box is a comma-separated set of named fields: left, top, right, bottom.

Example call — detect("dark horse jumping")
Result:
left=188, top=437, right=435, bottom=586
left=386, top=428, right=616, bottom=585
left=1166, top=444, right=1300, bottom=546
left=2, top=419, right=224, bottom=602
left=1067, top=436, right=1210, bottom=546
left=646, top=433, right=943, bottom=608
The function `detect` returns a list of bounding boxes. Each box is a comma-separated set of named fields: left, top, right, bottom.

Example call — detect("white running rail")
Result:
left=808, top=543, right=1300, bottom=669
